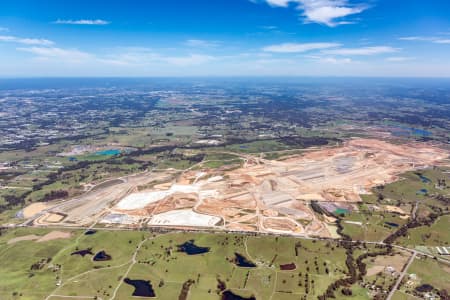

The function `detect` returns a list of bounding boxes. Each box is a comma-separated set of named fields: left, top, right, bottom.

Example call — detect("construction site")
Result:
left=22, top=138, right=449, bottom=238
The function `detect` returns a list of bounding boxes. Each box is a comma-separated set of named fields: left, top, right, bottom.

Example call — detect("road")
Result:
left=386, top=251, right=417, bottom=300
left=109, top=238, right=148, bottom=300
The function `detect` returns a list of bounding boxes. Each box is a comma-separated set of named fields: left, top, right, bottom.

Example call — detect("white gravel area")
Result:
left=116, top=191, right=171, bottom=210
left=116, top=184, right=202, bottom=210
left=148, top=209, right=221, bottom=227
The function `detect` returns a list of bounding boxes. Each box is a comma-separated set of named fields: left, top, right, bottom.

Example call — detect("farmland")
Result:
left=0, top=227, right=409, bottom=300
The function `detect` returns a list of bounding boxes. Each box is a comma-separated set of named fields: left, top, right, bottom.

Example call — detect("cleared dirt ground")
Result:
left=31, top=139, right=449, bottom=237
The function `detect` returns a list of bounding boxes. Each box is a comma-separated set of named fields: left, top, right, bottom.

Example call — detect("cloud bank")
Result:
left=257, top=0, right=369, bottom=27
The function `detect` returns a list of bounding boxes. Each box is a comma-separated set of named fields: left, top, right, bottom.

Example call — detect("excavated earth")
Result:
left=31, top=138, right=449, bottom=237
left=107, top=139, right=449, bottom=236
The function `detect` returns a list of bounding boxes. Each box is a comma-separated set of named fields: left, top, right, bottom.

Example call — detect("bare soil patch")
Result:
left=36, top=231, right=72, bottom=242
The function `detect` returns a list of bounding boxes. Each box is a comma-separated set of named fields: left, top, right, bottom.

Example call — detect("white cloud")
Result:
left=185, top=39, right=220, bottom=48
left=386, top=56, right=415, bottom=62
left=258, top=0, right=369, bottom=27
left=399, top=36, right=429, bottom=41
left=164, top=54, right=215, bottom=66
left=260, top=25, right=278, bottom=30
left=0, top=35, right=54, bottom=46
left=322, top=46, right=398, bottom=55
left=53, top=19, right=110, bottom=25
left=265, top=0, right=291, bottom=7
left=400, top=36, right=450, bottom=44
left=306, top=54, right=353, bottom=64
left=434, top=39, right=450, bottom=44
left=17, top=46, right=92, bottom=62
left=263, top=42, right=340, bottom=53
left=318, top=56, right=352, bottom=64
left=98, top=48, right=215, bottom=67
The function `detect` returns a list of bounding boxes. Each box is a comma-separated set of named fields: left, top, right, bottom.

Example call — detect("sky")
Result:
left=1, top=0, right=450, bottom=77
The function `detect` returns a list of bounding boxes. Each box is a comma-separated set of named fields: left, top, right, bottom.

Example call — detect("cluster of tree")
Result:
left=278, top=136, right=338, bottom=148
left=437, top=178, right=447, bottom=188
left=318, top=238, right=392, bottom=299
left=42, top=189, right=69, bottom=202
left=435, top=194, right=450, bottom=206
left=383, top=212, right=447, bottom=244
left=30, top=258, right=51, bottom=271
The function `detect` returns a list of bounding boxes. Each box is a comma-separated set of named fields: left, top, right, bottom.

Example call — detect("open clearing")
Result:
left=0, top=228, right=361, bottom=300
left=22, top=202, right=49, bottom=218
left=27, top=139, right=449, bottom=237
left=148, top=209, right=221, bottom=227
left=37, top=231, right=72, bottom=242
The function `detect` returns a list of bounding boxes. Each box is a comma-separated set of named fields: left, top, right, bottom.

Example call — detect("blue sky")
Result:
left=1, top=0, right=450, bottom=77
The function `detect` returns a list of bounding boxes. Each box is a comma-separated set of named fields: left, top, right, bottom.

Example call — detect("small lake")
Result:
left=222, top=290, right=256, bottom=300
left=177, top=240, right=210, bottom=255
left=93, top=250, right=112, bottom=261
left=334, top=208, right=349, bottom=216
left=95, top=149, right=121, bottom=156
left=71, top=248, right=93, bottom=257
left=234, top=253, right=256, bottom=268
left=391, top=126, right=432, bottom=137
left=384, top=222, right=399, bottom=228
left=415, top=284, right=434, bottom=293
left=416, top=188, right=428, bottom=195
left=124, top=278, right=156, bottom=297
left=416, top=173, right=432, bottom=184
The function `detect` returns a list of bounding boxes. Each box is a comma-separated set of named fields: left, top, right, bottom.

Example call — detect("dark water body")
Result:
left=234, top=253, right=256, bottom=268
left=415, top=284, right=434, bottom=293
left=124, top=278, right=156, bottom=297
left=93, top=250, right=112, bottom=261
left=71, top=248, right=93, bottom=257
left=417, top=188, right=428, bottom=195
left=391, top=126, right=432, bottom=137
left=177, top=240, right=210, bottom=255
left=84, top=229, right=97, bottom=235
left=222, top=290, right=256, bottom=300
left=385, top=222, right=399, bottom=227
left=416, top=173, right=432, bottom=183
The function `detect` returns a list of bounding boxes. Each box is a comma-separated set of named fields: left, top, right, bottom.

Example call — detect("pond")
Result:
left=391, top=126, right=432, bottom=137
left=93, top=250, right=112, bottom=261
left=416, top=188, right=428, bottom=195
left=71, top=248, right=93, bottom=257
left=415, top=284, right=434, bottom=293
left=177, top=240, right=210, bottom=255
left=334, top=208, right=349, bottom=216
left=384, top=222, right=399, bottom=228
left=222, top=290, right=256, bottom=300
left=124, top=278, right=156, bottom=297
left=416, top=173, right=432, bottom=184
left=95, top=149, right=121, bottom=156
left=234, top=253, right=256, bottom=268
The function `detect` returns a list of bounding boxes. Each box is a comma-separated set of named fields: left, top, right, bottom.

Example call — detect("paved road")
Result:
left=386, top=251, right=417, bottom=300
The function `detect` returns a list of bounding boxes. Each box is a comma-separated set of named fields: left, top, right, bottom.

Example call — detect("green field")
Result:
left=0, top=229, right=363, bottom=300
left=398, top=256, right=450, bottom=299
left=396, top=215, right=450, bottom=247
left=341, top=210, right=408, bottom=242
